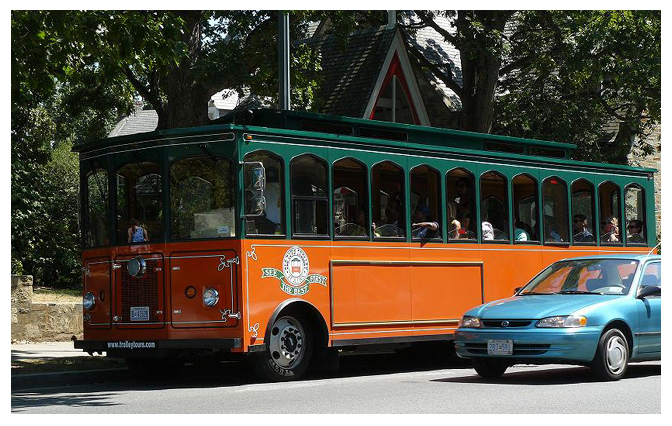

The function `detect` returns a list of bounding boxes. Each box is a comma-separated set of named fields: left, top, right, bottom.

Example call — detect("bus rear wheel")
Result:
left=250, top=314, right=313, bottom=381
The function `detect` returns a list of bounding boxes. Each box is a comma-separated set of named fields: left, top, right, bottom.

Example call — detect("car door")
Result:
left=635, top=261, right=661, bottom=354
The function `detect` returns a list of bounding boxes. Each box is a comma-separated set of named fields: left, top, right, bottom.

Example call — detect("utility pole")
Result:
left=278, top=11, right=290, bottom=110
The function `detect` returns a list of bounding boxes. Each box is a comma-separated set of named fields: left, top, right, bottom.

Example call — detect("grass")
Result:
left=11, top=357, right=126, bottom=375
left=32, top=287, right=81, bottom=303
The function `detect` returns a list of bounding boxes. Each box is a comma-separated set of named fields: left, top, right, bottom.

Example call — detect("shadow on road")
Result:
left=12, top=349, right=473, bottom=411
left=431, top=362, right=661, bottom=386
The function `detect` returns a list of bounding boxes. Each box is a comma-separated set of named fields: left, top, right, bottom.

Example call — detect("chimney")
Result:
left=386, top=11, right=396, bottom=30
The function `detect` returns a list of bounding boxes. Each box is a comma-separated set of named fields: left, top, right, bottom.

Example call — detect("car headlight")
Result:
left=459, top=315, right=481, bottom=328
left=83, top=292, right=96, bottom=310
left=536, top=315, right=587, bottom=328
left=203, top=287, right=219, bottom=307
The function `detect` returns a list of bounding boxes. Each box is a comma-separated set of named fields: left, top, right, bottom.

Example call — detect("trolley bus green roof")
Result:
left=73, top=109, right=656, bottom=175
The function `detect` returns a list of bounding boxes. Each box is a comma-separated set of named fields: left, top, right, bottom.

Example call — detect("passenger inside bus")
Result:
left=573, top=214, right=595, bottom=242
left=601, top=215, right=620, bottom=243
left=412, top=204, right=439, bottom=239
left=514, top=220, right=530, bottom=241
left=454, top=177, right=474, bottom=233
left=627, top=220, right=645, bottom=243
left=544, top=215, right=564, bottom=242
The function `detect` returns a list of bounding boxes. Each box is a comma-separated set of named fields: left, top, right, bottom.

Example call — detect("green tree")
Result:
left=403, top=10, right=660, bottom=162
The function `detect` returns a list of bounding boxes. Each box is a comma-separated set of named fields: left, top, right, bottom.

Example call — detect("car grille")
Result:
left=463, top=342, right=550, bottom=356
left=482, top=320, right=533, bottom=328
left=121, top=259, right=160, bottom=322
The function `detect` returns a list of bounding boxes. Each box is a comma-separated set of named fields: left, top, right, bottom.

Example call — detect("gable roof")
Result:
left=402, top=13, right=463, bottom=111
left=302, top=25, right=396, bottom=118
left=108, top=109, right=158, bottom=138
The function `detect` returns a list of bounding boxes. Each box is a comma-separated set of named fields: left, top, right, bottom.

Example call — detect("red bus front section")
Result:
left=80, top=240, right=244, bottom=353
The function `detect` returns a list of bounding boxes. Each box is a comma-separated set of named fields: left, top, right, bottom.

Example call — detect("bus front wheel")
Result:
left=250, top=314, right=313, bottom=381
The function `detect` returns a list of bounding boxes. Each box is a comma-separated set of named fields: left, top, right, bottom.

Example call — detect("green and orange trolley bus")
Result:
left=74, top=109, right=656, bottom=380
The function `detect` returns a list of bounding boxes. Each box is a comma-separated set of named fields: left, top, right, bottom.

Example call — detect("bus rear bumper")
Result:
left=74, top=338, right=242, bottom=356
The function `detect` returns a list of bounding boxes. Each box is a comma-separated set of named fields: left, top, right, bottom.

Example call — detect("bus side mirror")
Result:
left=244, top=162, right=266, bottom=217
left=514, top=287, right=521, bottom=295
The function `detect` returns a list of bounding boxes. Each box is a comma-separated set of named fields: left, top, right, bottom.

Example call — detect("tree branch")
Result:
left=121, top=65, right=165, bottom=117
left=414, top=11, right=458, bottom=45
left=405, top=42, right=463, bottom=99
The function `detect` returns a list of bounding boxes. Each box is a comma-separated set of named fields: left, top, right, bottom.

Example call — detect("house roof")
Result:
left=402, top=14, right=463, bottom=111
left=302, top=25, right=396, bottom=118
left=108, top=109, right=158, bottom=138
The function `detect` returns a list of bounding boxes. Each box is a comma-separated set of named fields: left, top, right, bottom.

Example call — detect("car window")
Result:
left=521, top=259, right=640, bottom=295
left=640, top=262, right=661, bottom=290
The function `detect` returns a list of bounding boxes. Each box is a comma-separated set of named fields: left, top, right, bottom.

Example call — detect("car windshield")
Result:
left=520, top=259, right=639, bottom=295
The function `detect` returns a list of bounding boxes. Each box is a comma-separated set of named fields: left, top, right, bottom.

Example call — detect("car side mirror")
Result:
left=513, top=287, right=521, bottom=295
left=637, top=285, right=661, bottom=299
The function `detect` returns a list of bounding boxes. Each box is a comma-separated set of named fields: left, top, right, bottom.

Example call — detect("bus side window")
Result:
left=244, top=151, right=285, bottom=236
left=372, top=161, right=405, bottom=238
left=480, top=171, right=509, bottom=242
left=624, top=185, right=647, bottom=245
left=446, top=168, right=476, bottom=240
left=410, top=165, right=441, bottom=240
left=599, top=181, right=622, bottom=244
left=512, top=174, right=538, bottom=242
left=291, top=154, right=329, bottom=236
left=571, top=179, right=596, bottom=244
left=542, top=177, right=569, bottom=244
left=333, top=158, right=368, bottom=238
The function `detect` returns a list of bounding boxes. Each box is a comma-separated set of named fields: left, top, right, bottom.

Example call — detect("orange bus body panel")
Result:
left=82, top=238, right=650, bottom=352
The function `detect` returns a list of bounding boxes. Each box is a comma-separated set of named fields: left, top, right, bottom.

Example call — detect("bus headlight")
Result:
left=203, top=288, right=219, bottom=307
left=83, top=292, right=96, bottom=310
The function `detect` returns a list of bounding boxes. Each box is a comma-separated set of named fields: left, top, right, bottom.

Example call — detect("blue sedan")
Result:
left=454, top=255, right=661, bottom=380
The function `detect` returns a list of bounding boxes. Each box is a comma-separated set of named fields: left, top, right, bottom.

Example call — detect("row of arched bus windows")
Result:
left=245, top=151, right=648, bottom=246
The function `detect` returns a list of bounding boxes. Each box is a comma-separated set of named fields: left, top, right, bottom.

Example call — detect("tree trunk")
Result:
left=159, top=11, right=211, bottom=130
left=455, top=11, right=513, bottom=133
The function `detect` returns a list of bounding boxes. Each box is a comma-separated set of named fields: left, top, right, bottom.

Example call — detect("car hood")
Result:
left=469, top=294, right=620, bottom=319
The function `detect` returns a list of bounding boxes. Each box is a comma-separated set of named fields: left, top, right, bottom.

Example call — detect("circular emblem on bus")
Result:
left=501, top=320, right=510, bottom=327
left=282, top=246, right=310, bottom=287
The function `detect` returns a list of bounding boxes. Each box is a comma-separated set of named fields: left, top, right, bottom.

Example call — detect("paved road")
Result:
left=11, top=354, right=660, bottom=414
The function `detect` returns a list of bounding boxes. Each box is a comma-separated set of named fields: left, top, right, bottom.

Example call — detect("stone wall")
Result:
left=11, top=275, right=83, bottom=342
left=628, top=124, right=661, bottom=238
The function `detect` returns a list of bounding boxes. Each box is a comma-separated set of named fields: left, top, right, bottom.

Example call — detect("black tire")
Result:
left=249, top=313, right=314, bottom=381
left=125, top=356, right=185, bottom=380
left=472, top=359, right=508, bottom=378
left=591, top=328, right=629, bottom=381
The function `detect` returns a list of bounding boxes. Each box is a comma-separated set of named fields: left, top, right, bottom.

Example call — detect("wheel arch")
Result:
left=602, top=319, right=634, bottom=358
left=264, top=299, right=329, bottom=350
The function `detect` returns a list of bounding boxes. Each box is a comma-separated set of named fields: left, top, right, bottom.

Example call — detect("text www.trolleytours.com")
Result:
left=107, top=341, right=156, bottom=349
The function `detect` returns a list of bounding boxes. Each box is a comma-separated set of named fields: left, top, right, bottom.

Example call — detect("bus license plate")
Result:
left=487, top=340, right=513, bottom=355
left=130, top=306, right=150, bottom=321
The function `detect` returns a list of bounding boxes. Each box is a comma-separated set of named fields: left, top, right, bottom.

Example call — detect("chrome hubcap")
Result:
left=605, top=335, right=627, bottom=374
left=268, top=316, right=305, bottom=368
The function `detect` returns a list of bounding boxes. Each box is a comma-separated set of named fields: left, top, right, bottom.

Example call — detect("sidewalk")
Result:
left=11, top=342, right=126, bottom=390
left=11, top=341, right=99, bottom=361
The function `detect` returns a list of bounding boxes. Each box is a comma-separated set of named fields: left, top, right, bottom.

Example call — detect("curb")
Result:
left=11, top=368, right=130, bottom=391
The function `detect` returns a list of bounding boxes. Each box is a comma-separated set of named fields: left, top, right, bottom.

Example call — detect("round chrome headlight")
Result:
left=203, top=287, right=219, bottom=307
left=83, top=292, right=96, bottom=310
left=127, top=256, right=146, bottom=278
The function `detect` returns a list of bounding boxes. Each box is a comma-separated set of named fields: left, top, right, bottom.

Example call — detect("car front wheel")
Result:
left=591, top=328, right=629, bottom=381
left=472, top=359, right=508, bottom=378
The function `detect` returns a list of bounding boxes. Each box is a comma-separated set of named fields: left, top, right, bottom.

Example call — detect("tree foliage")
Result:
left=403, top=10, right=660, bottom=163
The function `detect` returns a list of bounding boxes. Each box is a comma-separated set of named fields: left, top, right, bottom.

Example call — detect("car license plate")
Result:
left=487, top=339, right=513, bottom=355
left=130, top=306, right=150, bottom=321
